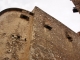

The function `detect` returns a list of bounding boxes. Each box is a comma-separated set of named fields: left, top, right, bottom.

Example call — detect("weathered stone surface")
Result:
left=0, top=7, right=80, bottom=60
left=30, top=7, right=80, bottom=60
left=0, top=8, right=33, bottom=60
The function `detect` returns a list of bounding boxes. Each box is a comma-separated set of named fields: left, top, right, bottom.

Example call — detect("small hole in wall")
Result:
left=17, top=35, right=20, bottom=39
left=24, top=38, right=27, bottom=41
left=67, top=36, right=73, bottom=42
left=44, top=25, right=52, bottom=30
left=29, top=12, right=34, bottom=16
left=11, top=34, right=21, bottom=40
left=66, top=32, right=73, bottom=42
left=20, top=14, right=29, bottom=21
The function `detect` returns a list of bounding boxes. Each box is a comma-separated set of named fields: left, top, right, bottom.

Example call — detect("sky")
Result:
left=0, top=0, right=80, bottom=33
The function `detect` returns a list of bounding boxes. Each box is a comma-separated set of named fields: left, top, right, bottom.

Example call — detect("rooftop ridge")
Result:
left=0, top=8, right=30, bottom=16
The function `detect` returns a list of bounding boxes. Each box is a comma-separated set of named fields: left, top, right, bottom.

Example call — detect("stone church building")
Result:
left=0, top=0, right=80, bottom=60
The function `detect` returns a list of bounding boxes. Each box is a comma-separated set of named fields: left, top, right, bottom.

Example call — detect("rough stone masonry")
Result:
left=0, top=4, right=80, bottom=60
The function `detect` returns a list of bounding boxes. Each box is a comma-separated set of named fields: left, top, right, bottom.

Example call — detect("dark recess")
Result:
left=44, top=25, right=52, bottom=30
left=25, top=38, right=27, bottom=41
left=17, top=35, right=21, bottom=39
left=20, top=14, right=29, bottom=21
left=73, top=7, right=78, bottom=13
left=11, top=34, right=21, bottom=40
left=66, top=32, right=73, bottom=42
left=29, top=12, right=34, bottom=16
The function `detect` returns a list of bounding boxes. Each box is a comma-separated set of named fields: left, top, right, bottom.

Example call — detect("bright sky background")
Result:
left=0, top=0, right=80, bottom=33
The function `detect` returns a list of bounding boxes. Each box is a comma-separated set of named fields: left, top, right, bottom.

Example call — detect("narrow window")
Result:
left=44, top=25, right=52, bottom=30
left=29, top=12, right=34, bottom=16
left=20, top=14, right=29, bottom=21
left=73, top=7, right=78, bottom=13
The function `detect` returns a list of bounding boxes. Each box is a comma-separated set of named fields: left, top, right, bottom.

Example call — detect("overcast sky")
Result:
left=0, top=0, right=80, bottom=33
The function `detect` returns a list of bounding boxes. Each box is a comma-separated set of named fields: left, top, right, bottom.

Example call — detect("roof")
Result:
left=0, top=8, right=29, bottom=16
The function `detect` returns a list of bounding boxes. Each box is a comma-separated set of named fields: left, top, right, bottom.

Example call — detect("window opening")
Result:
left=20, top=14, right=29, bottom=21
left=44, top=25, right=52, bottom=30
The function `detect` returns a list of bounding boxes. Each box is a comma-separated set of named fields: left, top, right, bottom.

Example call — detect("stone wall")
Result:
left=0, top=8, right=33, bottom=60
left=30, top=6, right=80, bottom=60
left=0, top=7, right=80, bottom=60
